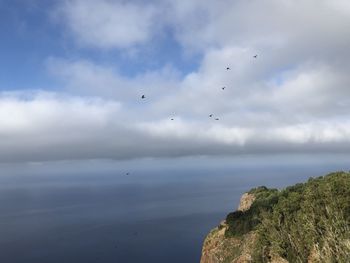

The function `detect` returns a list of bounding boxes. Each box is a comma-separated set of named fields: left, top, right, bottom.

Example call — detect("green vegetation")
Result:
left=225, top=186, right=279, bottom=237
left=225, top=171, right=350, bottom=262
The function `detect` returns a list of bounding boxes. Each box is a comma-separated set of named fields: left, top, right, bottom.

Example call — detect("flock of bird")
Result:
left=140, top=54, right=258, bottom=121
left=126, top=54, right=258, bottom=176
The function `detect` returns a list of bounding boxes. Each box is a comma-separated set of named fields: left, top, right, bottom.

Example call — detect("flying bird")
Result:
left=141, top=95, right=145, bottom=99
left=215, top=118, right=219, bottom=120
left=253, top=55, right=258, bottom=58
left=126, top=173, right=129, bottom=175
left=222, top=87, right=226, bottom=90
left=171, top=118, right=174, bottom=120
left=209, top=114, right=213, bottom=117
left=226, top=67, right=230, bottom=70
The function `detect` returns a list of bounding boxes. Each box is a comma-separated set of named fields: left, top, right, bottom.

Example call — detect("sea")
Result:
left=0, top=155, right=347, bottom=262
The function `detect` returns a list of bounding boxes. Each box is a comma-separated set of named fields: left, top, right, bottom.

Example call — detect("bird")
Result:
left=171, top=118, right=174, bottom=120
left=215, top=118, right=219, bottom=120
left=209, top=114, right=213, bottom=117
left=253, top=55, right=258, bottom=58
left=126, top=172, right=129, bottom=175
left=226, top=67, right=230, bottom=70
left=222, top=87, right=226, bottom=90
left=141, top=95, right=145, bottom=99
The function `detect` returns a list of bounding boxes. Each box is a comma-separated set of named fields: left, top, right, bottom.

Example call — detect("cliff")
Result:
left=200, top=171, right=350, bottom=263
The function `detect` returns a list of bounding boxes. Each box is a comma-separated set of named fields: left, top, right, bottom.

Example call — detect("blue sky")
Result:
left=1, top=0, right=350, bottom=163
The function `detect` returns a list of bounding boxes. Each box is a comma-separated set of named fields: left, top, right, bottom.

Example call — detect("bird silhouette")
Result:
left=126, top=172, right=129, bottom=175
left=141, top=95, right=145, bottom=99
left=253, top=55, right=258, bottom=58
left=226, top=67, right=230, bottom=70
left=222, top=87, right=226, bottom=90
left=215, top=118, right=219, bottom=120
left=209, top=114, right=213, bottom=117
left=171, top=118, right=174, bottom=120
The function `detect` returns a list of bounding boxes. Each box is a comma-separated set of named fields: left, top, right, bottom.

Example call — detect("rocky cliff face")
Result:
left=200, top=191, right=297, bottom=263
left=200, top=224, right=257, bottom=263
left=200, top=172, right=350, bottom=263
left=237, top=193, right=255, bottom=212
left=200, top=193, right=258, bottom=263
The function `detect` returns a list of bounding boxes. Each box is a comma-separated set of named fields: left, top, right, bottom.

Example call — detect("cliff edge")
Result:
left=200, top=171, right=350, bottom=263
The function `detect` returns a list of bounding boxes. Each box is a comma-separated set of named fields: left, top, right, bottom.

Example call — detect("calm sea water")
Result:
left=0, top=158, right=347, bottom=262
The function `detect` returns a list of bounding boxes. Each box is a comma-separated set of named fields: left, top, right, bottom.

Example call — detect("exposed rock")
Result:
left=200, top=217, right=257, bottom=263
left=238, top=193, right=255, bottom=212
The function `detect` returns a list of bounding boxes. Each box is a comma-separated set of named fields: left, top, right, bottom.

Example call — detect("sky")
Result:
left=1, top=0, right=350, bottom=163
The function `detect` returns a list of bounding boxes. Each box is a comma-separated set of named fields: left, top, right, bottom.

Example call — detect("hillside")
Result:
left=200, top=171, right=350, bottom=263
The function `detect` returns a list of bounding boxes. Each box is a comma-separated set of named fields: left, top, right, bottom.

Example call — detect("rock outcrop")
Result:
left=200, top=222, right=257, bottom=263
left=200, top=193, right=257, bottom=263
left=200, top=172, right=350, bottom=263
left=237, top=193, right=255, bottom=212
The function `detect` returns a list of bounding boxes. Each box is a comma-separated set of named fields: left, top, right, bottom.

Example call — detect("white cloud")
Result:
left=46, top=57, right=181, bottom=106
left=55, top=0, right=158, bottom=49
left=54, top=0, right=350, bottom=54
left=2, top=91, right=350, bottom=162
left=41, top=42, right=350, bottom=162
left=165, top=0, right=350, bottom=54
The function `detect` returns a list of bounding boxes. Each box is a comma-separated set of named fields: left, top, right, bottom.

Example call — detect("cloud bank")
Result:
left=2, top=90, right=350, bottom=162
